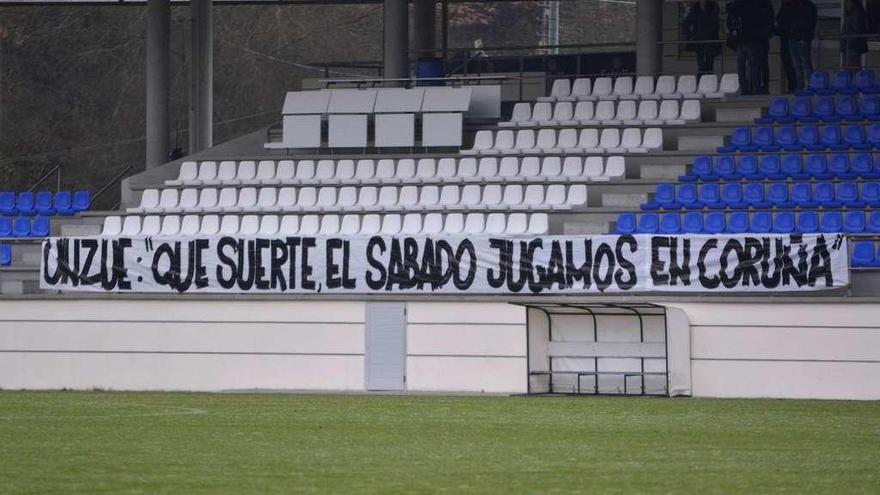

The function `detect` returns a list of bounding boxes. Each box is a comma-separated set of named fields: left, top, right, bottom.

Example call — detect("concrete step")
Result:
left=601, top=192, right=648, bottom=208
left=638, top=163, right=687, bottom=180
left=715, top=106, right=762, bottom=122
left=678, top=135, right=724, bottom=152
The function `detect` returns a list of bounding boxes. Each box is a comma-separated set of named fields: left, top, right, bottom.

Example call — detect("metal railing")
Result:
left=28, top=163, right=62, bottom=193
left=92, top=164, right=134, bottom=211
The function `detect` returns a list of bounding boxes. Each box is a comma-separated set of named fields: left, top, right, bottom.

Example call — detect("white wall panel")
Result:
left=693, top=326, right=880, bottom=362
left=406, top=356, right=526, bottom=393
left=407, top=323, right=525, bottom=356
left=407, top=302, right=525, bottom=324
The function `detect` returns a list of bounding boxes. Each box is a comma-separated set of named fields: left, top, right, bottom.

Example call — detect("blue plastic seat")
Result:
left=851, top=153, right=875, bottom=178
left=753, top=126, right=779, bottom=152
left=760, top=155, right=784, bottom=179
left=30, top=216, right=50, bottom=237
left=757, top=97, right=790, bottom=124
left=659, top=213, right=681, bottom=234
left=0, top=244, right=11, bottom=266
left=861, top=95, right=880, bottom=120
left=822, top=125, right=846, bottom=151
left=727, top=211, right=750, bottom=233
left=682, top=212, right=704, bottom=234
left=806, top=154, right=831, bottom=179
left=791, top=96, right=815, bottom=122
left=845, top=124, right=869, bottom=150
left=736, top=155, right=761, bottom=179
left=616, top=213, right=637, bottom=234
left=791, top=182, right=818, bottom=208
left=837, top=96, right=861, bottom=122
left=802, top=71, right=831, bottom=96
left=861, top=182, right=880, bottom=207
left=0, top=192, right=16, bottom=216
left=781, top=154, right=808, bottom=179
left=814, top=182, right=840, bottom=207
left=72, top=191, right=91, bottom=212
left=721, top=183, right=745, bottom=208
left=12, top=217, right=30, bottom=237
left=798, top=125, right=821, bottom=151
left=703, top=212, right=725, bottom=234
left=773, top=211, right=796, bottom=233
left=851, top=241, right=879, bottom=267
left=820, top=210, right=844, bottom=233
left=699, top=183, right=723, bottom=209
left=869, top=211, right=880, bottom=232
left=681, top=155, right=715, bottom=181
left=776, top=126, right=799, bottom=151
left=768, top=183, right=794, bottom=208
left=637, top=213, right=659, bottom=234
left=744, top=183, right=771, bottom=208
left=714, top=155, right=737, bottom=180
left=844, top=210, right=867, bottom=232
left=797, top=211, right=819, bottom=233
left=644, top=183, right=678, bottom=210
left=54, top=191, right=74, bottom=216
left=719, top=127, right=752, bottom=153
left=0, top=217, right=12, bottom=237
left=867, top=123, right=880, bottom=148
left=836, top=182, right=863, bottom=207
left=812, top=96, right=837, bottom=122
left=828, top=153, right=853, bottom=179
left=16, top=192, right=35, bottom=217
left=35, top=192, right=54, bottom=216
left=856, top=69, right=877, bottom=94
left=678, top=184, right=702, bottom=209
left=751, top=211, right=773, bottom=233
left=832, top=71, right=856, bottom=95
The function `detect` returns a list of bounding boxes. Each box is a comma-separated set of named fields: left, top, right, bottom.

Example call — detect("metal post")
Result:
left=636, top=0, right=662, bottom=76
left=189, top=0, right=213, bottom=154
left=146, top=0, right=170, bottom=168
left=441, top=0, right=449, bottom=60
left=383, top=0, right=409, bottom=81
left=413, top=0, right=436, bottom=60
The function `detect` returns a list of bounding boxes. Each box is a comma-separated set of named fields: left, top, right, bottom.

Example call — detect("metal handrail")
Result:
left=28, top=163, right=62, bottom=193
left=92, top=164, right=134, bottom=209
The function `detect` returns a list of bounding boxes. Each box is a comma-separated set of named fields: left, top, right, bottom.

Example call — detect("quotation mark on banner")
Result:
left=832, top=234, right=844, bottom=251
left=143, top=237, right=155, bottom=252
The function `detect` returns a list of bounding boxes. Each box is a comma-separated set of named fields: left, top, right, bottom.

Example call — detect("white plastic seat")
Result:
left=621, top=128, right=646, bottom=153
left=583, top=156, right=605, bottom=180
left=419, top=186, right=440, bottom=208
left=134, top=215, right=157, bottom=236
left=374, top=159, right=396, bottom=182
left=538, top=78, right=572, bottom=102
left=528, top=213, right=549, bottom=235
left=194, top=161, right=217, bottom=185
left=279, top=215, right=300, bottom=235
left=511, top=130, right=536, bottom=154
left=519, top=157, right=541, bottom=179
left=173, top=188, right=198, bottom=213
left=355, top=160, right=375, bottom=182
left=615, top=100, right=637, bottom=124
left=499, top=102, right=532, bottom=128
left=602, top=156, right=626, bottom=180
left=416, top=159, right=437, bottom=181
left=567, top=185, right=588, bottom=207
left=180, top=215, right=200, bottom=235
left=335, top=160, right=356, bottom=182
left=555, top=129, right=578, bottom=152
left=680, top=99, right=701, bottom=122
left=315, top=160, right=336, bottom=183
left=591, top=77, right=613, bottom=100
left=458, top=158, right=478, bottom=182
left=207, top=161, right=237, bottom=186
left=641, top=128, right=663, bottom=151
left=199, top=215, right=220, bottom=236
left=259, top=215, right=279, bottom=236
left=535, top=129, right=558, bottom=153
left=460, top=185, right=482, bottom=207
left=257, top=188, right=280, bottom=213
left=490, top=130, right=515, bottom=154
left=638, top=100, right=662, bottom=125
left=239, top=215, right=260, bottom=236
left=129, top=189, right=160, bottom=214
left=629, top=76, right=655, bottom=100
left=236, top=187, right=258, bottom=211
left=358, top=187, right=379, bottom=209
left=275, top=160, right=295, bottom=183
left=168, top=161, right=197, bottom=186
left=523, top=185, right=545, bottom=207
left=530, top=102, right=553, bottom=126
left=438, top=185, right=460, bottom=207
left=481, top=185, right=503, bottom=209
left=485, top=213, right=507, bottom=234
left=443, top=213, right=465, bottom=234
left=398, top=186, right=419, bottom=207
left=462, top=130, right=494, bottom=155
left=501, top=185, right=524, bottom=207
left=609, top=76, right=633, bottom=100
left=550, top=101, right=575, bottom=125
left=377, top=187, right=398, bottom=209
left=296, top=187, right=318, bottom=210
left=719, top=73, right=740, bottom=95
left=197, top=188, right=219, bottom=212
left=598, top=128, right=621, bottom=152
left=396, top=159, right=416, bottom=182
left=562, top=157, right=584, bottom=178
left=340, top=215, right=360, bottom=235
left=540, top=157, right=563, bottom=180
left=463, top=213, right=485, bottom=234
left=570, top=78, right=592, bottom=100
left=568, top=129, right=599, bottom=154
left=218, top=215, right=240, bottom=235
left=101, top=216, right=122, bottom=236
left=380, top=214, right=402, bottom=235
left=233, top=161, right=256, bottom=185
left=696, top=74, right=719, bottom=97
left=401, top=214, right=423, bottom=234
left=654, top=75, right=677, bottom=99
left=574, top=101, right=595, bottom=124
left=216, top=188, right=240, bottom=213
left=506, top=213, right=528, bottom=235
left=319, top=215, right=341, bottom=235
left=593, top=101, right=616, bottom=124
left=276, top=187, right=297, bottom=211
left=422, top=213, right=444, bottom=235
left=498, top=157, right=520, bottom=179
left=295, top=160, right=316, bottom=182
left=299, top=215, right=320, bottom=236
left=477, top=158, right=499, bottom=180
left=659, top=100, right=683, bottom=125
left=337, top=187, right=358, bottom=208
left=544, top=185, right=567, bottom=209
left=436, top=158, right=458, bottom=181
left=316, top=187, right=338, bottom=210
left=254, top=160, right=277, bottom=185
left=674, top=75, right=697, bottom=99
left=155, top=189, right=179, bottom=213
left=359, top=214, right=382, bottom=235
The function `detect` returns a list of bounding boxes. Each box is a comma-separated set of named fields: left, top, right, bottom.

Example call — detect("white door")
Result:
left=365, top=302, right=406, bottom=391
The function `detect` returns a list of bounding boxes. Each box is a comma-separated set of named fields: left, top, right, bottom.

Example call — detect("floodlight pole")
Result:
left=189, top=0, right=213, bottom=153
left=146, top=0, right=170, bottom=169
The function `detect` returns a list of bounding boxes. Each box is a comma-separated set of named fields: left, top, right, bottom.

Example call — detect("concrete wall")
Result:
left=665, top=302, right=880, bottom=400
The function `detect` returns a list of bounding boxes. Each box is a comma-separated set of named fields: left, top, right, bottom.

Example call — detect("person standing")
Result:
left=683, top=0, right=722, bottom=75
left=777, top=0, right=818, bottom=90
left=842, top=0, right=869, bottom=71
left=727, top=0, right=775, bottom=94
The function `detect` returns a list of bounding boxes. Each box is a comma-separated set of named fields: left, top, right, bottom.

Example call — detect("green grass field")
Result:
left=0, top=392, right=878, bottom=494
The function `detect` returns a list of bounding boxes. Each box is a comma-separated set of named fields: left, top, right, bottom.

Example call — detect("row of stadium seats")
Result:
left=0, top=216, right=51, bottom=237
left=644, top=181, right=880, bottom=210
left=130, top=184, right=589, bottom=214
left=103, top=212, right=550, bottom=237
left=0, top=191, right=91, bottom=216
left=616, top=210, right=879, bottom=234
left=167, top=156, right=626, bottom=187
left=682, top=154, right=880, bottom=181
left=851, top=241, right=880, bottom=267
left=462, top=128, right=662, bottom=155
left=499, top=99, right=700, bottom=128
left=539, top=73, right=738, bottom=102
left=757, top=95, right=880, bottom=124
left=718, top=124, right=880, bottom=153
left=799, top=70, right=880, bottom=96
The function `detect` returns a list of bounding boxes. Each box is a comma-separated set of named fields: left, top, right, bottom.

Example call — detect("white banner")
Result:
left=39, top=234, right=849, bottom=294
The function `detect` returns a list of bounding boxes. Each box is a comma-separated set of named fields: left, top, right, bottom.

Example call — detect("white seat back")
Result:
left=199, top=215, right=219, bottom=235
left=161, top=216, right=180, bottom=236
left=239, top=215, right=260, bottom=235
left=279, top=215, right=300, bottom=235
left=219, top=215, right=239, bottom=235
left=485, top=213, right=506, bottom=234
left=180, top=215, right=200, bottom=235
left=259, top=215, right=279, bottom=235
left=299, top=215, right=320, bottom=235
left=102, top=216, right=122, bottom=236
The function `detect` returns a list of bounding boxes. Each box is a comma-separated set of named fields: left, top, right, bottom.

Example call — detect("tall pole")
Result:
left=190, top=0, right=213, bottom=153
left=146, top=0, right=170, bottom=168
left=383, top=0, right=409, bottom=80
left=636, top=0, right=662, bottom=76
left=412, top=0, right=436, bottom=60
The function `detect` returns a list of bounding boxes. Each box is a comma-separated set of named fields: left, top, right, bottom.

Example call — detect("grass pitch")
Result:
left=0, top=392, right=878, bottom=494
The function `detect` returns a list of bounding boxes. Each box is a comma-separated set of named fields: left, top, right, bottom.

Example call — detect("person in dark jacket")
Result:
left=842, top=0, right=869, bottom=70
left=683, top=0, right=722, bottom=75
left=727, top=0, right=775, bottom=94
left=777, top=0, right=818, bottom=90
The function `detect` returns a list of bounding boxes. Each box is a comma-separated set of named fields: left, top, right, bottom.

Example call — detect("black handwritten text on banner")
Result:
left=40, top=234, right=849, bottom=294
